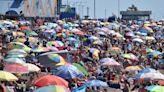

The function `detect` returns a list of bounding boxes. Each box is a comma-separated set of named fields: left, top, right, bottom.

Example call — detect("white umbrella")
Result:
left=23, top=63, right=40, bottom=72
left=132, top=38, right=144, bottom=43
left=140, top=72, right=164, bottom=80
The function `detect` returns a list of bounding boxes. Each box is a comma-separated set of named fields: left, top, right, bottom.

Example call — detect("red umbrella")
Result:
left=33, top=75, right=68, bottom=87
left=4, top=64, right=29, bottom=73
left=20, top=26, right=31, bottom=31
left=74, top=31, right=84, bottom=36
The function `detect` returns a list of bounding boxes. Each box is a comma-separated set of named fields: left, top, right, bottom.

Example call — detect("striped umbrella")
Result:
left=33, top=75, right=68, bottom=87
left=48, top=54, right=69, bottom=66
left=47, top=41, right=64, bottom=47
left=4, top=64, right=29, bottom=73
left=34, top=85, right=70, bottom=92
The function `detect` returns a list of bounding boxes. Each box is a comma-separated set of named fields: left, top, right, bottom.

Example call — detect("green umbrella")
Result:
left=4, top=58, right=26, bottom=64
left=145, top=85, right=164, bottom=92
left=72, top=63, right=89, bottom=76
left=7, top=49, right=27, bottom=56
left=25, top=31, right=38, bottom=36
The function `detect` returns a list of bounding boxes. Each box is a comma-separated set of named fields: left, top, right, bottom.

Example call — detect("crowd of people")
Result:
left=0, top=17, right=164, bottom=92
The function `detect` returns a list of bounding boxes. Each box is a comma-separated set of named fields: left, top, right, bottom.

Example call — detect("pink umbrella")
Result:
left=4, top=64, right=29, bottom=73
left=102, top=61, right=120, bottom=66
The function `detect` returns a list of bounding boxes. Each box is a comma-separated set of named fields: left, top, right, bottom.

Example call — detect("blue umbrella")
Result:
left=145, top=85, right=164, bottom=92
left=148, top=51, right=162, bottom=56
left=53, top=65, right=84, bottom=80
left=66, top=37, right=77, bottom=42
left=99, top=58, right=116, bottom=63
left=63, top=23, right=69, bottom=29
left=84, top=80, right=108, bottom=87
left=138, top=29, right=147, bottom=33
left=157, top=59, right=164, bottom=65
left=72, top=86, right=86, bottom=92
left=139, top=68, right=157, bottom=73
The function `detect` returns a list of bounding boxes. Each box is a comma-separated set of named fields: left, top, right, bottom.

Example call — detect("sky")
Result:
left=63, top=0, right=164, bottom=20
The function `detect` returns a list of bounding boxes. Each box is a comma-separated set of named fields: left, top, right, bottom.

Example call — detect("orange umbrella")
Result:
left=33, top=75, right=68, bottom=87
left=110, top=47, right=122, bottom=54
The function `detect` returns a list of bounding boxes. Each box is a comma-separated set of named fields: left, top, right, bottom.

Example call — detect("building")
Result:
left=59, top=5, right=76, bottom=19
left=0, top=0, right=59, bottom=17
left=120, top=5, right=151, bottom=21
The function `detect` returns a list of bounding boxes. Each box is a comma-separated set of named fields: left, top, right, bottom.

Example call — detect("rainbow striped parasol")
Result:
left=47, top=41, right=64, bottom=47
left=48, top=54, right=69, bottom=66
left=34, top=85, right=70, bottom=92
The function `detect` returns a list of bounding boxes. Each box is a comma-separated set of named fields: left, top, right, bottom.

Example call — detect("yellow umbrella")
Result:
left=15, top=38, right=26, bottom=43
left=23, top=63, right=40, bottom=72
left=1, top=30, right=11, bottom=34
left=125, top=66, right=142, bottom=72
left=110, top=47, right=122, bottom=54
left=13, top=32, right=25, bottom=37
left=0, top=71, right=18, bottom=81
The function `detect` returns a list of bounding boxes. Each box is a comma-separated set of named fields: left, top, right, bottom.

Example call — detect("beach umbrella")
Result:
left=89, top=48, right=100, bottom=57
left=144, top=36, right=155, bottom=41
left=32, top=47, right=49, bottom=53
left=7, top=42, right=31, bottom=52
left=25, top=31, right=38, bottom=36
left=139, top=68, right=157, bottom=73
left=47, top=41, right=64, bottom=47
left=84, top=80, right=108, bottom=87
left=5, top=54, right=26, bottom=58
left=122, top=53, right=139, bottom=61
left=0, top=30, right=11, bottom=34
left=106, top=30, right=115, bottom=35
left=72, top=63, right=89, bottom=76
left=3, top=57, right=26, bottom=64
left=100, top=58, right=116, bottom=63
left=4, top=64, right=29, bottom=73
left=23, top=63, right=40, bottom=72
left=148, top=51, right=162, bottom=57
left=34, top=85, right=70, bottom=92
left=34, top=75, right=68, bottom=87
left=158, top=80, right=164, bottom=85
left=110, top=47, right=122, bottom=54
left=145, top=85, right=164, bottom=92
left=47, top=47, right=59, bottom=51
left=157, top=59, right=164, bottom=65
left=8, top=42, right=26, bottom=49
left=97, top=31, right=107, bottom=36
left=12, top=32, right=25, bottom=37
left=14, top=37, right=38, bottom=43
left=82, top=20, right=89, bottom=24
left=72, top=85, right=86, bottom=92
left=138, top=72, right=164, bottom=80
left=73, top=30, right=84, bottom=36
left=101, top=60, right=120, bottom=66
left=66, top=37, right=77, bottom=42
left=0, top=71, right=18, bottom=81
left=54, top=65, right=84, bottom=80
left=145, top=26, right=154, bottom=33
left=132, top=38, right=144, bottom=43
left=7, top=49, right=27, bottom=56
left=125, top=32, right=135, bottom=37
left=93, top=40, right=103, bottom=45
left=143, top=48, right=153, bottom=54
left=48, top=54, right=69, bottom=66
left=125, top=66, right=142, bottom=72
left=20, top=26, right=31, bottom=31
left=88, top=36, right=99, bottom=41
left=138, top=29, right=148, bottom=33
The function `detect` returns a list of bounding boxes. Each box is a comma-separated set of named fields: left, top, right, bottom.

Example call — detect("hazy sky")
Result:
left=63, top=0, right=164, bottom=20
